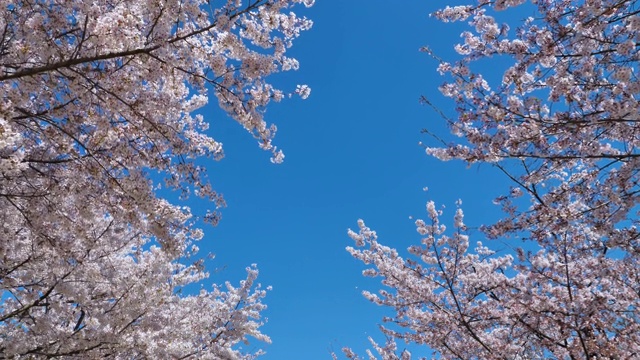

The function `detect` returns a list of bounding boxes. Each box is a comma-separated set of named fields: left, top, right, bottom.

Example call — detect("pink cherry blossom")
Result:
left=346, top=0, right=640, bottom=358
left=0, top=0, right=312, bottom=357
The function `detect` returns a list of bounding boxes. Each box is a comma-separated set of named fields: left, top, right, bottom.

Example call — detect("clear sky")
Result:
left=188, top=1, right=519, bottom=358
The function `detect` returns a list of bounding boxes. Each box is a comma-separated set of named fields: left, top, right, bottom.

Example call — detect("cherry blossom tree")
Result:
left=347, top=0, right=640, bottom=358
left=0, top=0, right=312, bottom=357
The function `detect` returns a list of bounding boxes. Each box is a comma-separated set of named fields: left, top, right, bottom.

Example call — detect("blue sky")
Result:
left=191, top=1, right=519, bottom=358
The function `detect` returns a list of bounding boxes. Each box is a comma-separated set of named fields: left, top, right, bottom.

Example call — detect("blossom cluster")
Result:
left=0, top=0, right=312, bottom=357
left=345, top=0, right=640, bottom=358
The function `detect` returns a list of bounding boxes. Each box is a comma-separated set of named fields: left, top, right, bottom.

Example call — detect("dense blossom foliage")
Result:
left=0, top=0, right=311, bottom=357
left=346, top=0, right=640, bottom=358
